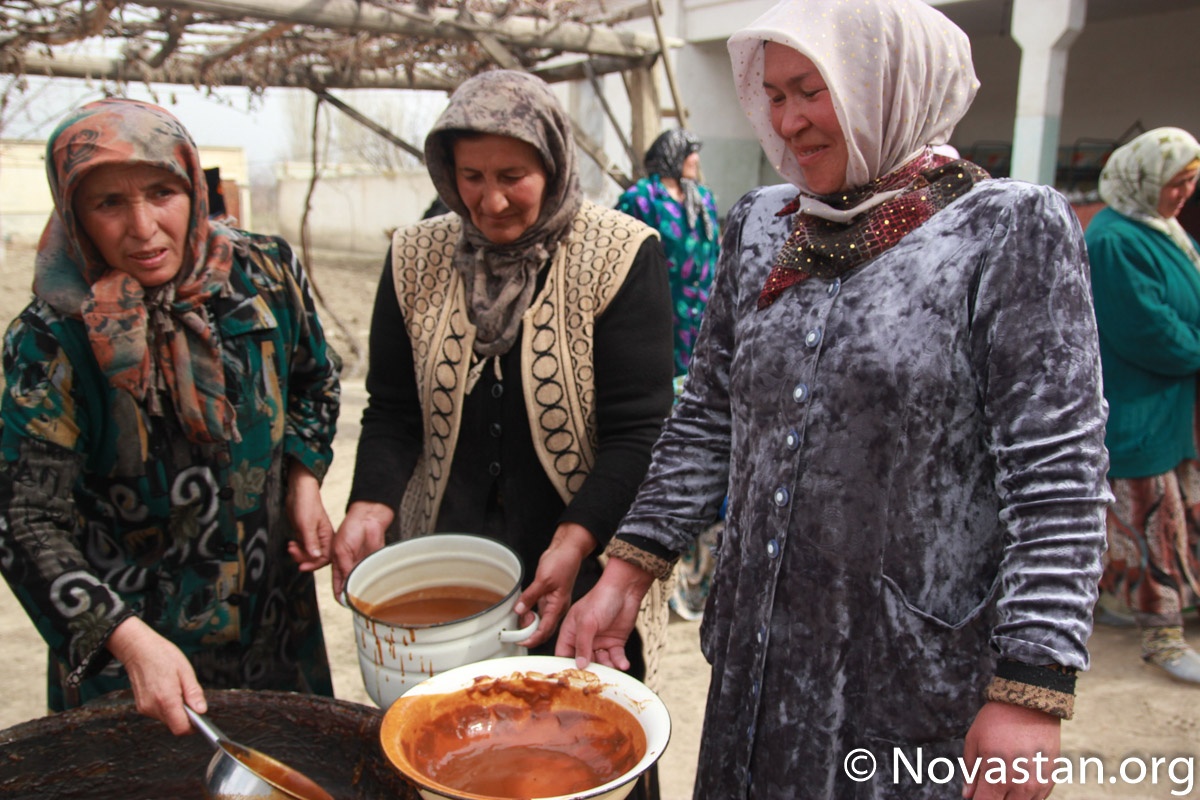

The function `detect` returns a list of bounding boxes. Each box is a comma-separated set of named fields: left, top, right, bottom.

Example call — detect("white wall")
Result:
left=660, top=0, right=1200, bottom=203
left=676, top=39, right=772, bottom=214
left=273, top=168, right=438, bottom=257
left=0, top=141, right=54, bottom=244
left=0, top=141, right=249, bottom=246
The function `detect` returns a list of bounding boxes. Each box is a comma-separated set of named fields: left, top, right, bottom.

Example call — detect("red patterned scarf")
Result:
left=758, top=154, right=989, bottom=309
left=35, top=98, right=237, bottom=444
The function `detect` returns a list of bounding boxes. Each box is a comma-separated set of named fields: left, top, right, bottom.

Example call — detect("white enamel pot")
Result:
left=343, top=533, right=538, bottom=708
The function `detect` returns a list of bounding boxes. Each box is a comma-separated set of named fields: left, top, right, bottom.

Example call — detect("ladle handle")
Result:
left=184, top=705, right=228, bottom=748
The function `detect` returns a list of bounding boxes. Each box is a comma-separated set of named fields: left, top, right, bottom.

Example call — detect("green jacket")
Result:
left=1088, top=206, right=1200, bottom=478
left=0, top=231, right=340, bottom=709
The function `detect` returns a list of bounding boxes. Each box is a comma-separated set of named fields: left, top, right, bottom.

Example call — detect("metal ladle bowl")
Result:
left=185, top=705, right=334, bottom=800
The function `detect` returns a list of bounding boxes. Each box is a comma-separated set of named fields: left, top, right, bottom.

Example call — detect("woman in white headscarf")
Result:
left=558, top=1, right=1110, bottom=798
left=1088, top=128, right=1200, bottom=684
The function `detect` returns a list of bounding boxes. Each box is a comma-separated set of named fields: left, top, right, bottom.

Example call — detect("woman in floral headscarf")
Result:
left=558, top=1, right=1110, bottom=798
left=1088, top=127, right=1200, bottom=684
left=0, top=98, right=341, bottom=735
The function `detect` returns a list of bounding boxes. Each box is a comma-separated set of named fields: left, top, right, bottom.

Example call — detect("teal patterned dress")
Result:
left=0, top=232, right=340, bottom=710
left=617, top=176, right=720, bottom=377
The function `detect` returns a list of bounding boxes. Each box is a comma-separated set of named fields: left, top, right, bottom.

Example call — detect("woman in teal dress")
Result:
left=0, top=98, right=341, bottom=734
left=617, top=130, right=722, bottom=619
left=1089, top=127, right=1200, bottom=683
left=617, top=129, right=720, bottom=378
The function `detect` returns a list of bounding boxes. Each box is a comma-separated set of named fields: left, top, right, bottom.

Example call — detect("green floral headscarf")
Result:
left=1099, top=127, right=1200, bottom=268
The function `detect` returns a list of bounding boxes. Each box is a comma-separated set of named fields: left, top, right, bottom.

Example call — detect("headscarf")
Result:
left=1099, top=127, right=1200, bottom=268
left=728, top=0, right=979, bottom=222
left=727, top=0, right=988, bottom=309
left=35, top=97, right=237, bottom=444
left=644, top=129, right=714, bottom=241
left=424, top=70, right=583, bottom=358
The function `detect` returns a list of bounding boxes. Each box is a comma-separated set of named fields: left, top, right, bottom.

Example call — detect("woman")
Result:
left=0, top=98, right=341, bottom=736
left=1088, top=127, right=1200, bottom=684
left=617, top=128, right=720, bottom=379
left=331, top=71, right=673, bottom=689
left=617, top=129, right=722, bottom=621
left=557, top=1, right=1110, bottom=798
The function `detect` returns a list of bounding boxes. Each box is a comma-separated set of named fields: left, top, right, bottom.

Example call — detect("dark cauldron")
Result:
left=0, top=689, right=419, bottom=799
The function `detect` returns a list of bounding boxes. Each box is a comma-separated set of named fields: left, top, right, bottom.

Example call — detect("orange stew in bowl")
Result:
left=385, top=671, right=647, bottom=799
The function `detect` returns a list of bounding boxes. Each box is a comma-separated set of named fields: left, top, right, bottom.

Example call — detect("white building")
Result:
left=610, top=0, right=1200, bottom=215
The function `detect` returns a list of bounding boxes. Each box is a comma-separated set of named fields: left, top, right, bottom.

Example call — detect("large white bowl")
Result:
left=379, top=655, right=671, bottom=800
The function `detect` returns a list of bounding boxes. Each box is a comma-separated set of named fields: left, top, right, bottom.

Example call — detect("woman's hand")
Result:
left=961, top=701, right=1060, bottom=800
left=555, top=557, right=655, bottom=671
left=514, top=523, right=596, bottom=647
left=106, top=616, right=206, bottom=736
left=285, top=463, right=334, bottom=572
left=331, top=501, right=395, bottom=597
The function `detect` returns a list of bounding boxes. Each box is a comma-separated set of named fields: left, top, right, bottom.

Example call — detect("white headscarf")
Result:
left=728, top=0, right=979, bottom=221
left=1099, top=127, right=1200, bottom=268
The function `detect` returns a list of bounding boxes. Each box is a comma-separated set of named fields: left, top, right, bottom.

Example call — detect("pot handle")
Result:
left=499, top=612, right=540, bottom=644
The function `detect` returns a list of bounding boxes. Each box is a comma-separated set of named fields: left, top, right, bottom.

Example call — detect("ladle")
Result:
left=185, top=705, right=335, bottom=800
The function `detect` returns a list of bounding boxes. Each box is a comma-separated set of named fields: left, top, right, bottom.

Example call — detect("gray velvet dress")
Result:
left=616, top=179, right=1110, bottom=799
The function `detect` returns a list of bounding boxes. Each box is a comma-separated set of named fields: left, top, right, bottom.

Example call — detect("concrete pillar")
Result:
left=1009, top=0, right=1086, bottom=185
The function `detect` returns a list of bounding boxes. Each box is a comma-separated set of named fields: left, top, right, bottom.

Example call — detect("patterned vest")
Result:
left=390, top=201, right=656, bottom=535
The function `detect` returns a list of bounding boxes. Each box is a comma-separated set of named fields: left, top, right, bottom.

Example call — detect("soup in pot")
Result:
left=358, top=584, right=504, bottom=625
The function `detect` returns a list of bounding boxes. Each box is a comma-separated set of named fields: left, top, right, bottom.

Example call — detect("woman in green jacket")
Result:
left=0, top=98, right=341, bottom=733
left=1088, top=127, right=1200, bottom=683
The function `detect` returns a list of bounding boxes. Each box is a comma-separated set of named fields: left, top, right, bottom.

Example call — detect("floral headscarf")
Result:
left=728, top=0, right=979, bottom=222
left=1099, top=127, right=1200, bottom=268
left=35, top=97, right=237, bottom=444
left=644, top=129, right=714, bottom=241
left=424, top=70, right=583, bottom=358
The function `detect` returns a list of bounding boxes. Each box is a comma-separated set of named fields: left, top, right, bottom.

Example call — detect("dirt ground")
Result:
left=1, top=243, right=1200, bottom=799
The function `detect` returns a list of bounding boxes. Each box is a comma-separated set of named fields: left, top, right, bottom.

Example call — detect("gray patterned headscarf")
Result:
left=425, top=70, right=583, bottom=357
left=644, top=129, right=713, bottom=241
left=1099, top=127, right=1200, bottom=268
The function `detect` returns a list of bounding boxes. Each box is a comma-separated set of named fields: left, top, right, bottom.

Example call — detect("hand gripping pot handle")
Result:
left=500, top=612, right=540, bottom=643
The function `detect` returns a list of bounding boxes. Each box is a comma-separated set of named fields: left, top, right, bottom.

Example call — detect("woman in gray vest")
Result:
left=331, top=71, right=674, bottom=712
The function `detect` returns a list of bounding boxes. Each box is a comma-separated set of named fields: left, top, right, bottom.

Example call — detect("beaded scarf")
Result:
left=757, top=153, right=989, bottom=309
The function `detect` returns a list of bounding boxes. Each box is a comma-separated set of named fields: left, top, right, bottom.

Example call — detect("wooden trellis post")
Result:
left=626, top=66, right=661, bottom=178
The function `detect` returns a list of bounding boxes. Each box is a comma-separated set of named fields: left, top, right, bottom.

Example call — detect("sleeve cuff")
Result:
left=285, top=440, right=332, bottom=483
left=605, top=538, right=676, bottom=582
left=72, top=608, right=138, bottom=688
left=984, top=659, right=1077, bottom=720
